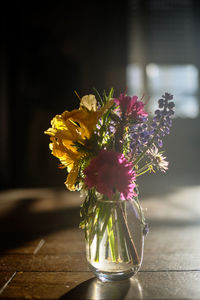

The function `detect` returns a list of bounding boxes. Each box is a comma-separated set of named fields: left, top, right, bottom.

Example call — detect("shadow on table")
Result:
left=0, top=192, right=81, bottom=252
left=59, top=277, right=143, bottom=300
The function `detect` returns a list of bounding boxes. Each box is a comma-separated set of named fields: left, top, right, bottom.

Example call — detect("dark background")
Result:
left=1, top=0, right=200, bottom=192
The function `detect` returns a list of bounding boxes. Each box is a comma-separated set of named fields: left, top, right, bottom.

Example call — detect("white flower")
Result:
left=147, top=145, right=169, bottom=172
left=80, top=95, right=97, bottom=111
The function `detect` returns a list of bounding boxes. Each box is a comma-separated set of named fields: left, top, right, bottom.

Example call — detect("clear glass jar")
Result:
left=85, top=198, right=146, bottom=281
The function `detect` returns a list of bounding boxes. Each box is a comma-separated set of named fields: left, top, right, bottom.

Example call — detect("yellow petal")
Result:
left=49, top=137, right=80, bottom=170
left=65, top=161, right=79, bottom=191
left=44, top=97, right=115, bottom=192
left=51, top=114, right=66, bottom=130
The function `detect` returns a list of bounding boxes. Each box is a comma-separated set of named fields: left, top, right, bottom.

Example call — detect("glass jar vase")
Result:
left=85, top=197, right=147, bottom=282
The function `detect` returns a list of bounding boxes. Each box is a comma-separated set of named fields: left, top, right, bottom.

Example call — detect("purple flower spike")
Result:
left=150, top=93, right=175, bottom=148
left=126, top=92, right=175, bottom=157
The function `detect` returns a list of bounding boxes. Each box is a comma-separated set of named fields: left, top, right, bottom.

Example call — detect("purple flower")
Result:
left=130, top=123, right=151, bottom=155
left=130, top=93, right=175, bottom=156
left=151, top=93, right=175, bottom=148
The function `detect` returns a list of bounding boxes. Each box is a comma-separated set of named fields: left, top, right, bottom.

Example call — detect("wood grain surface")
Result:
left=0, top=186, right=200, bottom=299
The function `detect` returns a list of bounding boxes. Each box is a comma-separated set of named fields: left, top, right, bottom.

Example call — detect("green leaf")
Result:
left=93, top=88, right=103, bottom=106
left=108, top=87, right=114, bottom=99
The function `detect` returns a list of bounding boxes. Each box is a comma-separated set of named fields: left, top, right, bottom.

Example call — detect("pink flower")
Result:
left=114, top=94, right=132, bottom=113
left=84, top=150, right=136, bottom=200
left=114, top=93, right=148, bottom=119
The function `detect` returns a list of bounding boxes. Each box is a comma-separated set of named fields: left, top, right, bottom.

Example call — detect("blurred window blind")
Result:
left=146, top=64, right=199, bottom=118
left=127, top=0, right=199, bottom=118
left=128, top=0, right=196, bottom=64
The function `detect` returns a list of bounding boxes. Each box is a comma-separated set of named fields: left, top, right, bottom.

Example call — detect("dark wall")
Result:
left=1, top=1, right=200, bottom=191
left=0, top=2, right=128, bottom=189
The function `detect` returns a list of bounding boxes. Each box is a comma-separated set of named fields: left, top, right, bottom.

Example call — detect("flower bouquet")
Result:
left=45, top=89, right=175, bottom=281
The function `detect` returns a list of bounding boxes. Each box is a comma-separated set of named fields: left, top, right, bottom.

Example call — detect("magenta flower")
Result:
left=114, top=94, right=132, bottom=113
left=84, top=150, right=136, bottom=200
left=114, top=93, right=148, bottom=119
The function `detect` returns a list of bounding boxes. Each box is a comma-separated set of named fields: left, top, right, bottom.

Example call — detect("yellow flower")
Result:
left=45, top=95, right=114, bottom=191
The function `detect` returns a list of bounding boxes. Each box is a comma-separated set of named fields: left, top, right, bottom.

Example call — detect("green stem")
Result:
left=112, top=209, right=118, bottom=260
left=94, top=222, right=100, bottom=262
left=116, top=203, right=129, bottom=262
left=137, top=162, right=152, bottom=174
left=107, top=212, right=117, bottom=262
left=94, top=201, right=112, bottom=262
left=136, top=166, right=152, bottom=177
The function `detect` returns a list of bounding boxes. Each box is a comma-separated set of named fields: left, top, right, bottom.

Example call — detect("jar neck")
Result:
left=97, top=198, right=132, bottom=203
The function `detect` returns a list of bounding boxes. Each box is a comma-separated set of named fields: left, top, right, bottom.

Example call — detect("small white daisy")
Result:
left=147, top=145, right=169, bottom=172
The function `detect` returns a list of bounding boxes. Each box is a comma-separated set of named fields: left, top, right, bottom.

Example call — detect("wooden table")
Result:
left=0, top=184, right=200, bottom=299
